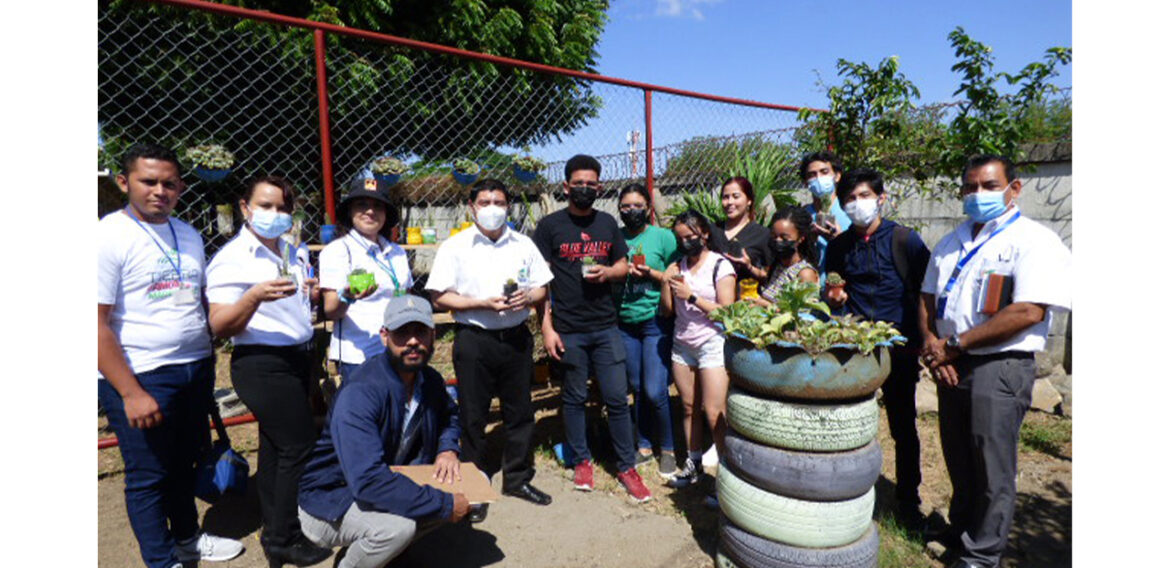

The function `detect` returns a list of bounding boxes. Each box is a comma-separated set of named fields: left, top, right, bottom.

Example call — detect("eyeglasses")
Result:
left=618, top=204, right=646, bottom=212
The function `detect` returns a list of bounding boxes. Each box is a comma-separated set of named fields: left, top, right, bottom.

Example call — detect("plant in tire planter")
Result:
left=184, top=144, right=235, bottom=182
left=370, top=155, right=407, bottom=185
left=451, top=158, right=481, bottom=185
left=511, top=153, right=546, bottom=183
left=347, top=268, right=376, bottom=296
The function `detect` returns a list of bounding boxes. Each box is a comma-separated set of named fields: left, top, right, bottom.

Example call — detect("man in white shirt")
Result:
left=98, top=143, right=243, bottom=568
left=918, top=155, right=1071, bottom=568
left=426, top=179, right=554, bottom=521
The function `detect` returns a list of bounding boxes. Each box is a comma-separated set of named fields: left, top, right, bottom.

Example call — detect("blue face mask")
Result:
left=249, top=208, right=294, bottom=239
left=962, top=190, right=1010, bottom=223
left=808, top=175, right=836, bottom=199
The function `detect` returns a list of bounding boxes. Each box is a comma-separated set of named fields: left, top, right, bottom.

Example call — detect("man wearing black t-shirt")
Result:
left=534, top=154, right=652, bottom=503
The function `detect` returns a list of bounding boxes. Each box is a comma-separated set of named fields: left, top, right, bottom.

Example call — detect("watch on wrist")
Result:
left=687, top=294, right=698, bottom=305
left=946, top=334, right=962, bottom=351
left=338, top=291, right=353, bottom=305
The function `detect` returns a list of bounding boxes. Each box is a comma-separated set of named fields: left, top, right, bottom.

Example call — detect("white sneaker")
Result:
left=702, top=444, right=719, bottom=468
left=176, top=532, right=244, bottom=563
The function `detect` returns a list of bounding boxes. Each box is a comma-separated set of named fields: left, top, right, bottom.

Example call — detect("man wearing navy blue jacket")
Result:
left=298, top=294, right=469, bottom=568
left=824, top=168, right=932, bottom=525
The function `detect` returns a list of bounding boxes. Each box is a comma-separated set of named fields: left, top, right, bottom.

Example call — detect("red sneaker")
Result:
left=573, top=459, right=594, bottom=491
left=617, top=468, right=652, bottom=503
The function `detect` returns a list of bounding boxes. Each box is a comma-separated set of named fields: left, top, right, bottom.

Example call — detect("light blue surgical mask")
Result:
left=962, top=190, right=1010, bottom=223
left=249, top=208, right=294, bottom=239
left=808, top=175, right=836, bottom=199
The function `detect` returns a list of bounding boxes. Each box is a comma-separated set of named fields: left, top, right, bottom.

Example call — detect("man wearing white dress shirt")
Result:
left=918, top=155, right=1071, bottom=568
left=425, top=178, right=554, bottom=521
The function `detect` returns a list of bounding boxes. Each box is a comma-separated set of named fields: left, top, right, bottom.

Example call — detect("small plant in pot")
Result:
left=370, top=155, right=407, bottom=185
left=277, top=236, right=296, bottom=283
left=347, top=268, right=376, bottom=296
left=512, top=153, right=546, bottom=184
left=631, top=244, right=646, bottom=267
left=503, top=278, right=519, bottom=298
left=580, top=256, right=598, bottom=278
left=825, top=271, right=847, bottom=303
left=184, top=144, right=235, bottom=182
left=451, top=158, right=481, bottom=186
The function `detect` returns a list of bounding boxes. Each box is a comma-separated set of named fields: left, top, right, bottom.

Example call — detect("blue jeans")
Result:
left=618, top=317, right=675, bottom=453
left=559, top=326, right=636, bottom=471
left=98, top=357, right=215, bottom=568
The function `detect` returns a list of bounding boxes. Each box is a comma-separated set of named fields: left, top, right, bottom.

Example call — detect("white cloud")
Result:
left=654, top=0, right=722, bottom=21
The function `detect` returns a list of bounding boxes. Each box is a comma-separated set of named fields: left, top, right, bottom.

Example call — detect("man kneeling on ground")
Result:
left=298, top=294, right=469, bottom=567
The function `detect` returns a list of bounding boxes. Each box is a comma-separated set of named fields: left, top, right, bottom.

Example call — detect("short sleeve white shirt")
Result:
left=206, top=228, right=314, bottom=346
left=425, top=225, right=553, bottom=330
left=318, top=231, right=413, bottom=363
left=922, top=207, right=1071, bottom=354
left=97, top=211, right=214, bottom=377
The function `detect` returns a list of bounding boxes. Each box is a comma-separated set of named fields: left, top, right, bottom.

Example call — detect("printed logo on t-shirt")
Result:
left=146, top=250, right=200, bottom=300
left=580, top=232, right=591, bottom=241
left=558, top=239, right=611, bottom=262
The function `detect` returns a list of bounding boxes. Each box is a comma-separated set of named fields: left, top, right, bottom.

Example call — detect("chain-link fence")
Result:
left=97, top=2, right=807, bottom=256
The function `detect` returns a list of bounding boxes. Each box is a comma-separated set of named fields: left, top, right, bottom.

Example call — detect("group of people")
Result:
left=99, top=142, right=1069, bottom=568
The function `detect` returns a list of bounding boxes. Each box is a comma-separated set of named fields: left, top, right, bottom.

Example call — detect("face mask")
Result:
left=844, top=198, right=879, bottom=227
left=475, top=204, right=507, bottom=231
left=569, top=185, right=598, bottom=210
left=770, top=239, right=797, bottom=258
left=809, top=175, right=836, bottom=199
left=620, top=209, right=647, bottom=230
left=679, top=237, right=704, bottom=257
left=963, top=190, right=1010, bottom=223
left=248, top=207, right=293, bottom=239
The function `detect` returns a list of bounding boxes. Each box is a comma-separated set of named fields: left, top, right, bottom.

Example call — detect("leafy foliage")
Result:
left=183, top=144, right=235, bottom=170
left=662, top=135, right=801, bottom=222
left=370, top=155, right=408, bottom=175
left=452, top=158, right=481, bottom=174
left=512, top=154, right=546, bottom=172
left=663, top=190, right=725, bottom=226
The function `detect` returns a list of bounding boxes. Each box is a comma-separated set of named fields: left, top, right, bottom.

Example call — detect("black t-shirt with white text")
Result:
left=533, top=208, right=629, bottom=333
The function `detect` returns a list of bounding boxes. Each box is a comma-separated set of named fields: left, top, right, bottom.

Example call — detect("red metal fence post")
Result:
left=314, top=28, right=337, bottom=225
left=643, top=89, right=657, bottom=222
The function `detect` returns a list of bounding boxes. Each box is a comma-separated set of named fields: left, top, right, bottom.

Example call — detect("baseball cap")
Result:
left=382, top=294, right=434, bottom=330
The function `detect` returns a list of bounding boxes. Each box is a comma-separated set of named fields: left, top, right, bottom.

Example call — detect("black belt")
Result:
left=959, top=350, right=1033, bottom=362
left=233, top=340, right=314, bottom=354
left=455, top=322, right=529, bottom=342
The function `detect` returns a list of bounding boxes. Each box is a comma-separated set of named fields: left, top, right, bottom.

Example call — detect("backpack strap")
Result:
left=891, top=225, right=911, bottom=290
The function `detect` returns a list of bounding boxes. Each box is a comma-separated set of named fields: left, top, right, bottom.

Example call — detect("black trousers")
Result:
left=452, top=323, right=535, bottom=492
left=884, top=348, right=923, bottom=508
left=939, top=352, right=1035, bottom=568
left=231, top=344, right=318, bottom=545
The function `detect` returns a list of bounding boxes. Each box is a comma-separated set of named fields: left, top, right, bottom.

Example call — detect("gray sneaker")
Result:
left=667, top=458, right=699, bottom=488
left=658, top=453, right=678, bottom=479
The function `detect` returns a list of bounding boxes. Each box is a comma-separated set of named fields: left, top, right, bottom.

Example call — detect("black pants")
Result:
left=884, top=348, right=923, bottom=508
left=453, top=323, right=535, bottom=492
left=231, top=344, right=318, bottom=545
left=939, top=352, right=1035, bottom=568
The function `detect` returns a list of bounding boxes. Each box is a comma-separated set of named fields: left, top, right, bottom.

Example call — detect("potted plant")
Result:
left=512, top=153, right=546, bottom=184
left=630, top=244, right=646, bottom=267
left=825, top=271, right=847, bottom=304
left=580, top=256, right=598, bottom=278
left=709, top=280, right=905, bottom=400
left=184, top=144, right=235, bottom=182
left=215, top=204, right=235, bottom=236
left=421, top=208, right=437, bottom=244
left=347, top=268, right=376, bottom=296
left=451, top=158, right=481, bottom=186
left=277, top=236, right=295, bottom=283
left=503, top=278, right=519, bottom=298
left=370, top=155, right=407, bottom=185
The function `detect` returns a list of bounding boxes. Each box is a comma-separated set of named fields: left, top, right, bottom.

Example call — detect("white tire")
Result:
left=726, top=389, right=878, bottom=452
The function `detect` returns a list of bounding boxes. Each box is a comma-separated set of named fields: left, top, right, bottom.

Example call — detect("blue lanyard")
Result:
left=349, top=233, right=402, bottom=292
left=124, top=208, right=182, bottom=279
left=936, top=211, right=1020, bottom=316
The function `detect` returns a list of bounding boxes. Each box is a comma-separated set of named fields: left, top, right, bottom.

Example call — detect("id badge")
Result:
left=173, top=284, right=197, bottom=305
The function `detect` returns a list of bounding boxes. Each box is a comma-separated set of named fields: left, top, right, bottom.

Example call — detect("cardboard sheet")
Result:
left=390, top=462, right=498, bottom=504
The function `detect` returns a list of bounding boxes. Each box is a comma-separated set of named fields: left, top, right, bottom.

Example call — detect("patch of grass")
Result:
left=1020, top=417, right=1071, bottom=457
left=875, top=510, right=934, bottom=568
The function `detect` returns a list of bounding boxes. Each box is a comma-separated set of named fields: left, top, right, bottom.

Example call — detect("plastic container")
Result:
left=739, top=278, right=760, bottom=299
left=421, top=227, right=437, bottom=244
left=405, top=227, right=423, bottom=245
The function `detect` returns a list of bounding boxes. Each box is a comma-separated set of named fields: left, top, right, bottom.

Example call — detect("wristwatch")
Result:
left=686, top=294, right=698, bottom=305
left=946, top=334, right=962, bottom=351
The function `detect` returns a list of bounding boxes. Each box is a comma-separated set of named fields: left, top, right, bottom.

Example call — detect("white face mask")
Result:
left=843, top=198, right=880, bottom=227
left=475, top=204, right=507, bottom=231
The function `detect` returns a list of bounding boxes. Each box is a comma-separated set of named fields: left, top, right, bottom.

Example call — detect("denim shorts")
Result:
left=671, top=333, right=725, bottom=369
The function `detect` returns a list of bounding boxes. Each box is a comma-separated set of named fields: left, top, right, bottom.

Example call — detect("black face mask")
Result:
left=679, top=237, right=704, bottom=257
left=569, top=185, right=598, bottom=210
left=620, top=209, right=647, bottom=230
left=770, top=239, right=797, bottom=258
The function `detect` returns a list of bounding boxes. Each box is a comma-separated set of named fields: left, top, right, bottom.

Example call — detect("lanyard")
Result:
left=124, top=208, right=182, bottom=279
left=349, top=233, right=402, bottom=293
left=936, top=211, right=1020, bottom=316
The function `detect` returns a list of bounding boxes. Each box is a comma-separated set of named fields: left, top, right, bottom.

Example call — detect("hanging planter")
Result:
left=451, top=158, right=481, bottom=186
left=184, top=144, right=235, bottom=183
left=511, top=149, right=545, bottom=184
left=370, top=155, right=407, bottom=186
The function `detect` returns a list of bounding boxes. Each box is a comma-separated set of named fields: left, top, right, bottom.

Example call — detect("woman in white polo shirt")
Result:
left=205, top=176, right=331, bottom=568
left=319, top=176, right=411, bottom=380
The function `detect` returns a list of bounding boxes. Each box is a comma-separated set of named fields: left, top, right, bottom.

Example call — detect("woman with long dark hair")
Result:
left=758, top=205, right=820, bottom=303
left=708, top=176, right=773, bottom=284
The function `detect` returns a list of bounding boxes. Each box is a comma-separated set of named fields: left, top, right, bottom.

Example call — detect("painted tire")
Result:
left=726, top=389, right=878, bottom=452
left=723, top=429, right=882, bottom=502
left=512, top=164, right=538, bottom=183
left=724, top=334, right=891, bottom=401
left=718, top=465, right=874, bottom=549
left=720, top=516, right=879, bottom=568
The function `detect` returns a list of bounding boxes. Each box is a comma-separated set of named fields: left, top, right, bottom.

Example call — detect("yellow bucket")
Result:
left=406, top=227, right=423, bottom=245
left=739, top=278, right=760, bottom=300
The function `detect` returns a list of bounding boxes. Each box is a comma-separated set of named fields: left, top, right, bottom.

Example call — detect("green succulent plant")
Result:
left=183, top=144, right=235, bottom=170
left=371, top=156, right=408, bottom=175
left=453, top=158, right=481, bottom=174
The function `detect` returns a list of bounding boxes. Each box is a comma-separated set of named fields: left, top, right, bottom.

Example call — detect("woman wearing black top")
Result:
left=708, top=176, right=772, bottom=283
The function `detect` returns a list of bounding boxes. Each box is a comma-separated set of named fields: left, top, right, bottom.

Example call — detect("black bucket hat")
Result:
left=340, top=176, right=398, bottom=227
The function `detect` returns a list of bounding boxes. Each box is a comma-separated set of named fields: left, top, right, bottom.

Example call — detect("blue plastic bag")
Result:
left=194, top=441, right=249, bottom=503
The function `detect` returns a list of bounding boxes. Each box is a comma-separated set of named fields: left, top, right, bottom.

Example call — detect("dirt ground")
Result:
left=98, top=359, right=1071, bottom=567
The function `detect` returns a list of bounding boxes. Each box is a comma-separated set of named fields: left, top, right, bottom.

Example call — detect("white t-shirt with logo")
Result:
left=318, top=231, right=413, bottom=363
left=97, top=211, right=213, bottom=378
left=206, top=228, right=314, bottom=346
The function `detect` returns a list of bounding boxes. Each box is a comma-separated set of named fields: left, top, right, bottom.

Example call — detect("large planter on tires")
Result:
left=724, top=333, right=896, bottom=400
left=722, top=430, right=882, bottom=502
left=719, top=516, right=878, bottom=568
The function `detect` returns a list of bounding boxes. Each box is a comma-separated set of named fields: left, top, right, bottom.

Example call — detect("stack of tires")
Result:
left=716, top=333, right=895, bottom=568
